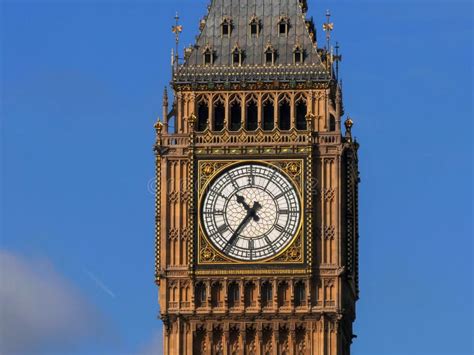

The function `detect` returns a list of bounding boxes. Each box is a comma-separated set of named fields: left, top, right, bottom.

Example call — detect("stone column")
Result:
left=239, top=324, right=246, bottom=355
left=289, top=324, right=296, bottom=355
left=272, top=324, right=279, bottom=355
left=205, top=323, right=212, bottom=355
left=223, top=323, right=229, bottom=355
left=256, top=324, right=263, bottom=355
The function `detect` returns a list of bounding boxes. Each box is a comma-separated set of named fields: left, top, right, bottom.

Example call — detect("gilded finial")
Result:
left=188, top=113, right=197, bottom=126
left=171, top=12, right=183, bottom=66
left=155, top=119, right=164, bottom=133
left=345, top=117, right=354, bottom=140
left=323, top=9, right=334, bottom=49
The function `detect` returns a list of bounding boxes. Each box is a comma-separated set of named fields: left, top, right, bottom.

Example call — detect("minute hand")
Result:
left=225, top=202, right=262, bottom=252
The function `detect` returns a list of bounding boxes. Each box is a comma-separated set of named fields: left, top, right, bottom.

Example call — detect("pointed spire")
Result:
left=323, top=9, right=334, bottom=50
left=163, top=86, right=168, bottom=106
left=171, top=12, right=183, bottom=69
left=162, top=87, right=169, bottom=133
left=334, top=41, right=342, bottom=80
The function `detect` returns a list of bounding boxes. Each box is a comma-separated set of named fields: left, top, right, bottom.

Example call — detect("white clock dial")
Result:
left=201, top=163, right=301, bottom=261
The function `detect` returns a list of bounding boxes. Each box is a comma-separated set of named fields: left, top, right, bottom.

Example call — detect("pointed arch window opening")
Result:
left=329, top=113, right=336, bottom=132
left=249, top=16, right=261, bottom=37
left=221, top=17, right=232, bottom=37
left=203, top=46, right=214, bottom=66
left=278, top=95, right=291, bottom=131
left=294, top=45, right=304, bottom=65
left=246, top=96, right=258, bottom=131
left=229, top=95, right=242, bottom=131
left=213, top=97, right=225, bottom=131
left=295, top=95, right=307, bottom=130
left=262, top=96, right=275, bottom=131
left=264, top=44, right=276, bottom=66
left=196, top=98, right=209, bottom=132
left=232, top=45, right=243, bottom=66
left=278, top=16, right=290, bottom=36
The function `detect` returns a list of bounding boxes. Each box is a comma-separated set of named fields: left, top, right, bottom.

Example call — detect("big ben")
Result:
left=154, top=0, right=360, bottom=354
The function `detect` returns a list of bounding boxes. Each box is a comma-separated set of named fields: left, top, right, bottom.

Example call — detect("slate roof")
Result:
left=173, top=0, right=330, bottom=85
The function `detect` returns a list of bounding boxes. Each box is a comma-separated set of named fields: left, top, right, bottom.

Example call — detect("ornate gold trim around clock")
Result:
left=196, top=158, right=305, bottom=266
left=272, top=232, right=303, bottom=263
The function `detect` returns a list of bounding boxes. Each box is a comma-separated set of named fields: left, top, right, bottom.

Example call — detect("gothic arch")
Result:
left=278, top=93, right=291, bottom=130
left=213, top=95, right=225, bottom=131
left=295, top=94, right=307, bottom=130
left=262, top=94, right=274, bottom=131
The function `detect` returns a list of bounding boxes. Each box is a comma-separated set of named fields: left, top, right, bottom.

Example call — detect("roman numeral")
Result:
left=203, top=209, right=224, bottom=215
left=263, top=234, right=276, bottom=253
left=274, top=224, right=285, bottom=233
left=217, top=224, right=229, bottom=234
left=224, top=236, right=239, bottom=254
left=248, top=239, right=254, bottom=261
left=263, top=170, right=277, bottom=190
left=277, top=209, right=298, bottom=215
left=250, top=165, right=256, bottom=185
left=248, top=239, right=254, bottom=250
left=275, top=190, right=289, bottom=199
left=229, top=175, right=239, bottom=189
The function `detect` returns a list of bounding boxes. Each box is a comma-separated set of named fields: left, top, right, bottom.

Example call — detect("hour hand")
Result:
left=236, top=194, right=250, bottom=211
left=249, top=201, right=262, bottom=222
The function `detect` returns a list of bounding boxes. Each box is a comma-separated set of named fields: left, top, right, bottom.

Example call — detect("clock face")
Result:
left=201, top=163, right=301, bottom=261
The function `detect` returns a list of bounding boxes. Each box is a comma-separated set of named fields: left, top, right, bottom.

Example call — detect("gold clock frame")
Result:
left=196, top=158, right=305, bottom=266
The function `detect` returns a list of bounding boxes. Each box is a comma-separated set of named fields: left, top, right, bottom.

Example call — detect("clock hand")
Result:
left=236, top=195, right=262, bottom=221
left=236, top=194, right=251, bottom=211
left=250, top=201, right=262, bottom=222
left=225, top=213, right=253, bottom=252
left=224, top=201, right=263, bottom=253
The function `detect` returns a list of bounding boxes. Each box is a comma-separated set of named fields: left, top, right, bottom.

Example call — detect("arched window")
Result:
left=211, top=282, right=223, bottom=308
left=329, top=114, right=336, bottom=131
left=195, top=282, right=206, bottom=308
left=203, top=46, right=213, bottom=65
left=278, top=16, right=290, bottom=36
left=278, top=281, right=289, bottom=307
left=261, top=282, right=272, bottom=307
left=232, top=45, right=242, bottom=66
left=278, top=95, right=291, bottom=130
left=246, top=97, right=258, bottom=131
left=197, top=98, right=209, bottom=132
left=249, top=16, right=260, bottom=37
left=264, top=44, right=275, bottom=65
left=228, top=282, right=240, bottom=308
left=221, top=17, right=232, bottom=37
left=294, top=45, right=303, bottom=64
left=294, top=281, right=306, bottom=307
left=263, top=96, right=274, bottom=131
left=244, top=282, right=256, bottom=307
left=213, top=97, right=225, bottom=131
left=295, top=96, right=307, bottom=130
left=229, top=96, right=241, bottom=131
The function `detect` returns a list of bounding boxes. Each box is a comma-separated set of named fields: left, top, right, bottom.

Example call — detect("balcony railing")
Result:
left=158, top=131, right=341, bottom=150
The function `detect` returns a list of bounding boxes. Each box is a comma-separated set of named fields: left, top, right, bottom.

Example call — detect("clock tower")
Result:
left=154, top=1, right=360, bottom=354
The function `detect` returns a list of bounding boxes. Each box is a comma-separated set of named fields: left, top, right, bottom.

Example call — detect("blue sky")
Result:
left=1, top=0, right=472, bottom=354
